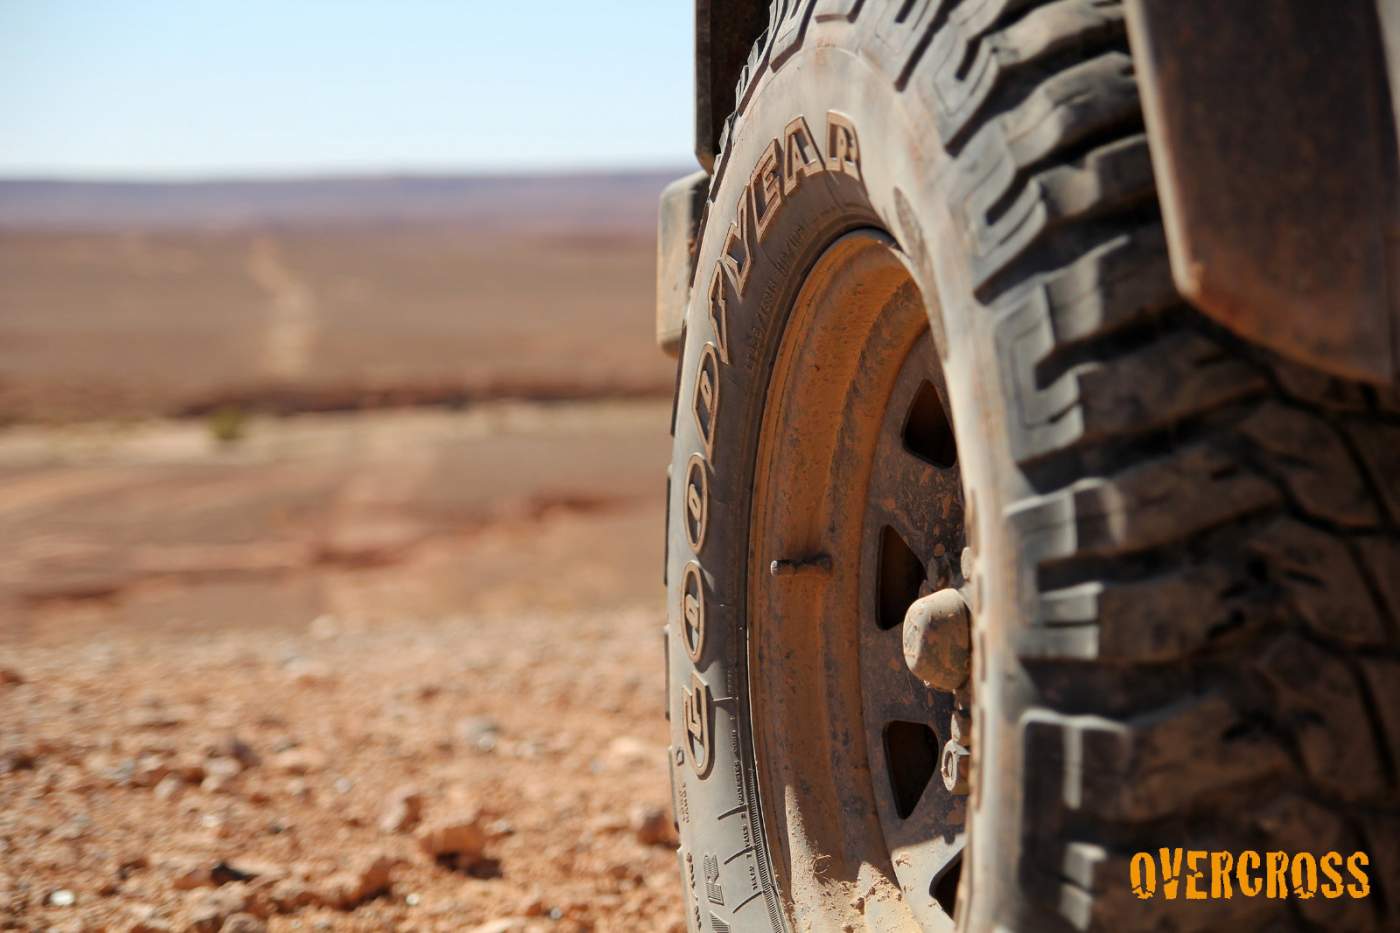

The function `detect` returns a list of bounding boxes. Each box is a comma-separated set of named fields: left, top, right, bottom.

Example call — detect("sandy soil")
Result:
left=0, top=227, right=671, bottom=423
left=0, top=401, right=683, bottom=932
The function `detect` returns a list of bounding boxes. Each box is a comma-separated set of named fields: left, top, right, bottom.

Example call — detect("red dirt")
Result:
left=0, top=226, right=670, bottom=425
left=0, top=407, right=682, bottom=933
left=1, top=173, right=688, bottom=931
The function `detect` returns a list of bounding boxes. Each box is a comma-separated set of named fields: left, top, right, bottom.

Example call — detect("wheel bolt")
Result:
left=941, top=740, right=970, bottom=795
left=902, top=588, right=971, bottom=692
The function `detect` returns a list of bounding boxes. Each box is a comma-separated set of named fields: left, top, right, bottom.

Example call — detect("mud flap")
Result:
left=656, top=170, right=710, bottom=357
left=1126, top=0, right=1400, bottom=385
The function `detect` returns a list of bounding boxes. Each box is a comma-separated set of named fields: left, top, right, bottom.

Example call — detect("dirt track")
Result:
left=0, top=225, right=672, bottom=424
left=0, top=401, right=683, bottom=932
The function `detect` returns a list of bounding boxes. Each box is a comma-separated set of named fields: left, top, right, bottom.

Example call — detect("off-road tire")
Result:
left=665, top=1, right=1400, bottom=930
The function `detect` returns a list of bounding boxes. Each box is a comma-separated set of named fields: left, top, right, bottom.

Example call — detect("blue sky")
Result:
left=0, top=1, right=695, bottom=178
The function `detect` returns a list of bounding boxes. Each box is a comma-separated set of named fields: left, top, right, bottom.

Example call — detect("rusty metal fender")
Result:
left=695, top=0, right=771, bottom=173
left=1126, top=0, right=1400, bottom=385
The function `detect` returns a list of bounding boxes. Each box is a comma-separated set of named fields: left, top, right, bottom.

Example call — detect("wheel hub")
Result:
left=902, top=586, right=972, bottom=694
left=856, top=326, right=968, bottom=924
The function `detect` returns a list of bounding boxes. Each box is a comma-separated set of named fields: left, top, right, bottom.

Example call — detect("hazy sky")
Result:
left=0, top=1, right=695, bottom=178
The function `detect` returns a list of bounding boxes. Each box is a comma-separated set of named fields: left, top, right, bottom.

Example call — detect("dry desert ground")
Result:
left=0, top=175, right=686, bottom=932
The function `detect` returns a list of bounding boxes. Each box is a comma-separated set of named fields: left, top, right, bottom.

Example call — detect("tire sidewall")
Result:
left=666, top=41, right=1029, bottom=933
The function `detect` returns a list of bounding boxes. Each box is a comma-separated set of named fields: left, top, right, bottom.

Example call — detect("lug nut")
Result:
left=902, top=588, right=971, bottom=692
left=941, top=740, right=970, bottom=795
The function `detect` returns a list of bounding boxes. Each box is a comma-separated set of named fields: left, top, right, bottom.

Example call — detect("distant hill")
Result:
left=0, top=170, right=687, bottom=232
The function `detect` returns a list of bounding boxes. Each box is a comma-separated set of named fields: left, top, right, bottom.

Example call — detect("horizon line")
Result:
left=0, top=162, right=699, bottom=186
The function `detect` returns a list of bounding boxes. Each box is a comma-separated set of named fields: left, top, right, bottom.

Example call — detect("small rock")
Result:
left=470, top=920, right=527, bottom=933
left=218, top=913, right=266, bottom=933
left=358, top=854, right=395, bottom=894
left=188, top=886, right=248, bottom=932
left=201, top=813, right=233, bottom=838
left=630, top=805, right=679, bottom=847
left=265, top=878, right=321, bottom=913
left=204, top=757, right=244, bottom=780
left=463, top=857, right=503, bottom=880
left=605, top=735, right=654, bottom=768
left=117, top=854, right=150, bottom=879
left=270, top=748, right=325, bottom=775
left=308, top=614, right=340, bottom=640
left=416, top=816, right=487, bottom=863
left=122, top=920, right=174, bottom=933
left=379, top=785, right=423, bottom=834
left=209, top=861, right=258, bottom=886
left=45, top=921, right=88, bottom=933
left=52, top=815, right=90, bottom=842
left=588, top=813, right=629, bottom=834
left=171, top=754, right=207, bottom=783
left=314, top=855, right=393, bottom=910
left=201, top=756, right=244, bottom=793
left=164, top=856, right=213, bottom=890
left=0, top=667, right=22, bottom=686
left=131, top=755, right=171, bottom=787
left=153, top=774, right=184, bottom=801
left=455, top=716, right=500, bottom=752
left=209, top=736, right=260, bottom=770
left=281, top=658, right=332, bottom=687
left=241, top=877, right=280, bottom=918
left=220, top=859, right=285, bottom=886
left=128, top=707, right=186, bottom=730
left=203, top=775, right=238, bottom=794
left=47, top=888, right=76, bottom=907
left=507, top=740, right=542, bottom=759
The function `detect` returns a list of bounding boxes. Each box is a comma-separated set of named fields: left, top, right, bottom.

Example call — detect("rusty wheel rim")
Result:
left=749, top=230, right=967, bottom=930
left=859, top=334, right=967, bottom=922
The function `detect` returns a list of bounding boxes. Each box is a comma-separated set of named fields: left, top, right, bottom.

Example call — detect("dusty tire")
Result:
left=664, top=2, right=1400, bottom=930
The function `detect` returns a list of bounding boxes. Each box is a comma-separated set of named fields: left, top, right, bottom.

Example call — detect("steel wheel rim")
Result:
left=749, top=229, right=967, bottom=930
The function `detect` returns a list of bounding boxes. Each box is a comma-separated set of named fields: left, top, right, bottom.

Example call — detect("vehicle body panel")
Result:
left=661, top=0, right=1400, bottom=387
